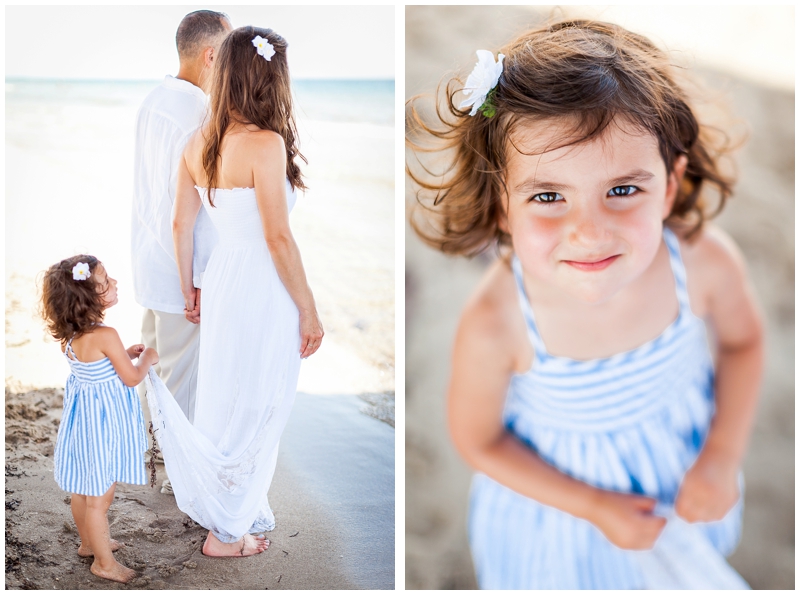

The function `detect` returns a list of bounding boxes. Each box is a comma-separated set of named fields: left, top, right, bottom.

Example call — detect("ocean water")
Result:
left=5, top=78, right=394, bottom=392
left=5, top=78, right=394, bottom=125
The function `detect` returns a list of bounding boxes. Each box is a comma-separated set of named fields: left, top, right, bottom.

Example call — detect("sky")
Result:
left=5, top=5, right=395, bottom=80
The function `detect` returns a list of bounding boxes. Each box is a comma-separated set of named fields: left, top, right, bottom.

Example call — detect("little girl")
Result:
left=40, top=255, right=158, bottom=584
left=407, top=20, right=763, bottom=589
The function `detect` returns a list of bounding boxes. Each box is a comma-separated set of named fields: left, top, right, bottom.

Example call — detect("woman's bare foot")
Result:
left=90, top=559, right=136, bottom=584
left=202, top=531, right=270, bottom=557
left=78, top=538, right=122, bottom=557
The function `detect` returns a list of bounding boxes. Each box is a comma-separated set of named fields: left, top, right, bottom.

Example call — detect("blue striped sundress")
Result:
left=468, top=228, right=743, bottom=589
left=53, top=337, right=148, bottom=496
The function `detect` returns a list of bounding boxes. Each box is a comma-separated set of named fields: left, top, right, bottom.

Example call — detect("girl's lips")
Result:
left=563, top=254, right=620, bottom=271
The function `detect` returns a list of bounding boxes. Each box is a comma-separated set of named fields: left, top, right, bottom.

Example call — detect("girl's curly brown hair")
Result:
left=407, top=19, right=735, bottom=256
left=39, top=255, right=106, bottom=343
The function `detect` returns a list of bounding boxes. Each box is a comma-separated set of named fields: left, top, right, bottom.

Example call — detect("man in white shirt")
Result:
left=132, top=10, right=232, bottom=442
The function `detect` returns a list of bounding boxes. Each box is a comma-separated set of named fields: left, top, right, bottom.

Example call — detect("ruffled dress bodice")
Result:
left=196, top=182, right=296, bottom=247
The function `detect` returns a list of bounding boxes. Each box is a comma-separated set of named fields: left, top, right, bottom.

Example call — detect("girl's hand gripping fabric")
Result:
left=587, top=490, right=667, bottom=550
left=674, top=446, right=739, bottom=522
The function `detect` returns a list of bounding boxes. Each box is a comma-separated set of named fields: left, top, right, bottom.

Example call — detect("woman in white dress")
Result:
left=165, top=26, right=323, bottom=557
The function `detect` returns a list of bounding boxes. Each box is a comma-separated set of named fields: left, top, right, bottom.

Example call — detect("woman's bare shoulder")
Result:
left=240, top=128, right=285, bottom=156
left=184, top=127, right=206, bottom=157
left=181, top=128, right=207, bottom=181
left=222, top=129, right=286, bottom=176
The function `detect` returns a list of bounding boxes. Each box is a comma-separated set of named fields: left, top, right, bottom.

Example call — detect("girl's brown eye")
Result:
left=608, top=185, right=639, bottom=197
left=531, top=192, right=564, bottom=203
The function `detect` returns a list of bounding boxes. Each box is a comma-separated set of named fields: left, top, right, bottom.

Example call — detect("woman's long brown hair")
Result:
left=203, top=26, right=306, bottom=205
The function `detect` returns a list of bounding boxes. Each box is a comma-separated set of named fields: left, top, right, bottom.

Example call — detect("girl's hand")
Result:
left=141, top=347, right=160, bottom=367
left=95, top=327, right=158, bottom=387
left=126, top=344, right=145, bottom=360
left=675, top=446, right=739, bottom=523
left=588, top=490, right=666, bottom=550
left=299, top=310, right=324, bottom=359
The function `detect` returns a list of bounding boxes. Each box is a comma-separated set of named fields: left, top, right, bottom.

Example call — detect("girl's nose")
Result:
left=568, top=203, right=610, bottom=247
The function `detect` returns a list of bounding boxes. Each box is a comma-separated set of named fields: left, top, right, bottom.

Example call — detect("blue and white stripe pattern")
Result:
left=53, top=338, right=148, bottom=496
left=468, top=228, right=743, bottom=589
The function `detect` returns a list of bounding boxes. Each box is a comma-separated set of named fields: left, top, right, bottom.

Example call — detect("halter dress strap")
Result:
left=64, top=335, right=79, bottom=361
left=510, top=256, right=549, bottom=360
left=511, top=227, right=690, bottom=362
left=661, top=227, right=692, bottom=314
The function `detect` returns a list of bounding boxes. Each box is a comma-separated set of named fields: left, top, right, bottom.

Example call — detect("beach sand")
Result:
left=405, top=5, right=794, bottom=590
left=5, top=387, right=394, bottom=590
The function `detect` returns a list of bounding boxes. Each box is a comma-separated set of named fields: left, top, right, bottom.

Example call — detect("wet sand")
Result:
left=405, top=5, right=794, bottom=590
left=5, top=388, right=394, bottom=590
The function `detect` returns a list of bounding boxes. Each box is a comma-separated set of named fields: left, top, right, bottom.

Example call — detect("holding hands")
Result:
left=184, top=288, right=201, bottom=324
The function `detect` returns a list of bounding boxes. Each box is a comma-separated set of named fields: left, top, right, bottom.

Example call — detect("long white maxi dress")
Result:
left=146, top=182, right=301, bottom=543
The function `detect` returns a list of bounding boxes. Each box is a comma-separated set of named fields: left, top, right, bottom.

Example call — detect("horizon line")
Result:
left=6, top=76, right=394, bottom=84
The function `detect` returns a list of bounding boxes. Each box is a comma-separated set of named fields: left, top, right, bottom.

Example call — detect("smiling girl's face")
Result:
left=93, top=264, right=119, bottom=309
left=503, top=119, right=686, bottom=304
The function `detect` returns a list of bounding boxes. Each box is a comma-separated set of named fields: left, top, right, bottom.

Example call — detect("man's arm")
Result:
left=173, top=151, right=203, bottom=315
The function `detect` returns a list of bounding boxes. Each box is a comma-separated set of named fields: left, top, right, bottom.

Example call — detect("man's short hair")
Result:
left=176, top=10, right=230, bottom=60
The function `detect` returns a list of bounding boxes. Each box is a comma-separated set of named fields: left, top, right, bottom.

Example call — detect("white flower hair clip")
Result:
left=72, top=262, right=91, bottom=281
left=252, top=35, right=275, bottom=62
left=459, top=50, right=505, bottom=117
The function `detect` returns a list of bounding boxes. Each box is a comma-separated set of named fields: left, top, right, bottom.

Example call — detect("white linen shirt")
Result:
left=131, top=75, right=218, bottom=313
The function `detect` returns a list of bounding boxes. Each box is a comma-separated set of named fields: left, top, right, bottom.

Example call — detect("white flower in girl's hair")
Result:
left=72, top=262, right=91, bottom=281
left=251, top=35, right=275, bottom=61
left=459, top=50, right=505, bottom=117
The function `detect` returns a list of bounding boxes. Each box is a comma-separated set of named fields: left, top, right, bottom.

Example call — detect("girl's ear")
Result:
left=497, top=209, right=509, bottom=234
left=497, top=193, right=510, bottom=234
left=663, top=154, right=688, bottom=219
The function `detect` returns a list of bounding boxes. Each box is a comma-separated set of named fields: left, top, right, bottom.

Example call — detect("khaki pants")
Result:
left=138, top=309, right=201, bottom=449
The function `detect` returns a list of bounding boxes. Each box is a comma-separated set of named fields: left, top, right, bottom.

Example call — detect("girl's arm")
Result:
left=173, top=148, right=203, bottom=315
left=95, top=327, right=159, bottom=387
left=251, top=131, right=323, bottom=359
left=675, top=229, right=764, bottom=522
left=449, top=268, right=666, bottom=550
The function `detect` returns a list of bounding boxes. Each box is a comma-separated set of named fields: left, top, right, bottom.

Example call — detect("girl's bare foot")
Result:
left=202, top=531, right=269, bottom=557
left=78, top=538, right=122, bottom=557
left=90, top=559, right=136, bottom=584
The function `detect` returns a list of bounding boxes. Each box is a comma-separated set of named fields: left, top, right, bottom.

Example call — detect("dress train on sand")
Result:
left=145, top=183, right=300, bottom=542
